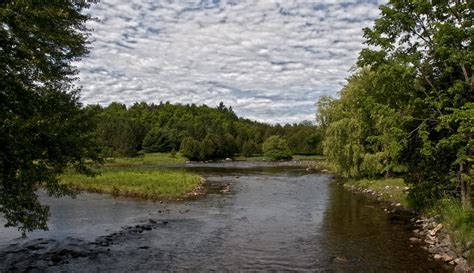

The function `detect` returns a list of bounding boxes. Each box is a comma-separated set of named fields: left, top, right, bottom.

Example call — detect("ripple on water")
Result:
left=0, top=166, right=451, bottom=272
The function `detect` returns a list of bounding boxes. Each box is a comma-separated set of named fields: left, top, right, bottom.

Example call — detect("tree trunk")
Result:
left=460, top=163, right=471, bottom=207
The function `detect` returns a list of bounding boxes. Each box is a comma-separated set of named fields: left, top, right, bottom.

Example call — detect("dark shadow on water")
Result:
left=320, top=182, right=451, bottom=272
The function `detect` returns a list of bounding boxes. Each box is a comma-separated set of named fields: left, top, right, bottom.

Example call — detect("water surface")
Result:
left=0, top=163, right=449, bottom=272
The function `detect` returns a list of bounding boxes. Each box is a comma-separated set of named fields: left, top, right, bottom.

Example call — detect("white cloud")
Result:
left=75, top=0, right=383, bottom=123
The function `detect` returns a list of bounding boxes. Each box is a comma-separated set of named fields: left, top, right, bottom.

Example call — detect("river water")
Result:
left=0, top=162, right=450, bottom=272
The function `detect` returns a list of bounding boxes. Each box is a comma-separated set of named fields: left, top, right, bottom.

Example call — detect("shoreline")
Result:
left=343, top=181, right=472, bottom=273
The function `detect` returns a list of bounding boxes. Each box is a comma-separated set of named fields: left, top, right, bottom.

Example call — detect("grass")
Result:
left=104, top=152, right=188, bottom=167
left=60, top=168, right=203, bottom=199
left=433, top=198, right=474, bottom=265
left=344, top=177, right=409, bottom=206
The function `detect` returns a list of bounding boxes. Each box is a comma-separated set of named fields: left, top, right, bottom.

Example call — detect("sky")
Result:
left=75, top=0, right=385, bottom=124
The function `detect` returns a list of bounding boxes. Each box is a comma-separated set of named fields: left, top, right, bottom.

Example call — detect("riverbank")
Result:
left=344, top=178, right=473, bottom=272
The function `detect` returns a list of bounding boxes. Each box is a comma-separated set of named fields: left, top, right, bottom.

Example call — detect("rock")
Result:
left=409, top=237, right=421, bottom=243
left=434, top=254, right=442, bottom=260
left=439, top=253, right=454, bottom=262
left=430, top=223, right=443, bottom=236
left=462, top=250, right=470, bottom=258
left=51, top=254, right=62, bottom=264
left=428, top=246, right=438, bottom=253
left=225, top=158, right=232, bottom=161
left=425, top=239, right=436, bottom=245
left=221, top=184, right=231, bottom=193
left=454, top=259, right=470, bottom=273
left=426, top=234, right=437, bottom=242
left=333, top=256, right=348, bottom=263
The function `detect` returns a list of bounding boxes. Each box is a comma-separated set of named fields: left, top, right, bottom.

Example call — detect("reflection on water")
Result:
left=321, top=182, right=449, bottom=272
left=0, top=163, right=450, bottom=272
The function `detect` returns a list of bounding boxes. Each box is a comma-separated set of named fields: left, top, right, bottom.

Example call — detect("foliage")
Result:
left=104, top=152, right=187, bottom=167
left=89, top=102, right=321, bottom=160
left=0, top=1, right=100, bottom=234
left=96, top=116, right=148, bottom=157
left=318, top=0, right=473, bottom=208
left=433, top=198, right=474, bottom=265
left=262, top=136, right=292, bottom=160
left=242, top=140, right=258, bottom=157
left=142, top=127, right=181, bottom=153
left=180, top=137, right=201, bottom=161
left=358, top=0, right=473, bottom=207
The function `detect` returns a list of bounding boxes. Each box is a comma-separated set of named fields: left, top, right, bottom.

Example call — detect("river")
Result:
left=0, top=162, right=450, bottom=272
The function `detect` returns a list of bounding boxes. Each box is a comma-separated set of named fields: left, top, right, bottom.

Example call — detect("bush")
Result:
left=262, top=136, right=292, bottom=160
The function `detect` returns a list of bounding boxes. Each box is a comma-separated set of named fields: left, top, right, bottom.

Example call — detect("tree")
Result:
left=242, top=140, right=258, bottom=157
left=0, top=1, right=100, bottom=234
left=96, top=116, right=148, bottom=157
left=142, top=127, right=180, bottom=153
left=357, top=0, right=473, bottom=207
left=180, top=137, right=201, bottom=161
left=262, top=136, right=292, bottom=160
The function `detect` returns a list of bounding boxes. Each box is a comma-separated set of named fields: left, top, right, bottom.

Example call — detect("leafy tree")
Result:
left=359, top=0, right=473, bottom=207
left=0, top=1, right=100, bottom=233
left=242, top=140, right=258, bottom=157
left=180, top=137, right=201, bottom=161
left=96, top=116, right=147, bottom=157
left=288, top=127, right=320, bottom=155
left=262, top=136, right=292, bottom=160
left=142, top=127, right=180, bottom=153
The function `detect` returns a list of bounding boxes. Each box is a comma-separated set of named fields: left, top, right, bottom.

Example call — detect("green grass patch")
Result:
left=60, top=168, right=203, bottom=199
left=344, top=177, right=409, bottom=206
left=432, top=198, right=474, bottom=265
left=105, top=152, right=188, bottom=167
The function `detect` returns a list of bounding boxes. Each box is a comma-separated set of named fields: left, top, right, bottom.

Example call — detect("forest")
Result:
left=85, top=101, right=322, bottom=160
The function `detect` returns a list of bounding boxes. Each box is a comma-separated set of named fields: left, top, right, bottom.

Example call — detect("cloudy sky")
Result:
left=76, top=0, right=384, bottom=124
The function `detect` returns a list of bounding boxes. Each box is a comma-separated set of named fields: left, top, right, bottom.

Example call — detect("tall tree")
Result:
left=0, top=1, right=99, bottom=234
left=358, top=0, right=473, bottom=206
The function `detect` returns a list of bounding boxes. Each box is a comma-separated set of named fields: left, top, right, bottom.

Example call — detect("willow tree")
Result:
left=318, top=68, right=410, bottom=178
left=358, top=0, right=473, bottom=207
left=0, top=1, right=100, bottom=234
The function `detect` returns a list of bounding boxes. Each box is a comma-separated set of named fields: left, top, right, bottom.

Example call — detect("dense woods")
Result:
left=86, top=101, right=322, bottom=160
left=317, top=0, right=473, bottom=208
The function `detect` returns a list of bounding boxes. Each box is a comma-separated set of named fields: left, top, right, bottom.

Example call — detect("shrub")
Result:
left=262, top=135, right=292, bottom=160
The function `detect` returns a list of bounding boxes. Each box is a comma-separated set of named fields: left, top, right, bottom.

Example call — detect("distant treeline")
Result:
left=84, top=101, right=322, bottom=160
